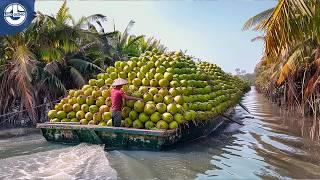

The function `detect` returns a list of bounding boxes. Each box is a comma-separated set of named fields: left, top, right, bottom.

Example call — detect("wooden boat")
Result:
left=37, top=108, right=233, bottom=150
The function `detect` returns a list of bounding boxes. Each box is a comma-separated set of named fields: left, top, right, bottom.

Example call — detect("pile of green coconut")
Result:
left=47, top=50, right=248, bottom=130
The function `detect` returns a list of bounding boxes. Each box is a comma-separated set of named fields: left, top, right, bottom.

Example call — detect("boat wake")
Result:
left=0, top=144, right=117, bottom=180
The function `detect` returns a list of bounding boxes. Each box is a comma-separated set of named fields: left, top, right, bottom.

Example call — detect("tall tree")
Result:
left=0, top=1, right=106, bottom=124
left=244, top=0, right=320, bottom=113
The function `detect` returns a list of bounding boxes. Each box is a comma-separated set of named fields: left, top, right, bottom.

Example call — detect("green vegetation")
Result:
left=234, top=68, right=255, bottom=85
left=238, top=73, right=255, bottom=86
left=244, top=0, right=320, bottom=116
left=0, top=1, right=167, bottom=125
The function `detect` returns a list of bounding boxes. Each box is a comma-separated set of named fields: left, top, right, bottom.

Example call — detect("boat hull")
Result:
left=37, top=109, right=232, bottom=150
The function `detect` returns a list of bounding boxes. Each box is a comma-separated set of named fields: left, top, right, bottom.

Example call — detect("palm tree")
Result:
left=243, top=0, right=320, bottom=115
left=138, top=36, right=167, bottom=54
left=104, top=20, right=144, bottom=61
left=0, top=33, right=58, bottom=122
left=0, top=0, right=169, bottom=126
left=0, top=1, right=107, bottom=124
left=87, top=20, right=167, bottom=66
left=31, top=1, right=105, bottom=85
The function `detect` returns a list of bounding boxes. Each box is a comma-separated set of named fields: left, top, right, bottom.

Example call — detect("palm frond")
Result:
left=104, top=31, right=119, bottom=37
left=44, top=61, right=63, bottom=77
left=242, top=7, right=275, bottom=31
left=74, top=14, right=106, bottom=31
left=56, top=0, right=72, bottom=24
left=67, top=58, right=104, bottom=73
left=251, top=36, right=265, bottom=42
left=276, top=43, right=306, bottom=85
left=125, top=35, right=144, bottom=49
left=119, top=20, right=135, bottom=48
left=33, top=65, right=66, bottom=94
left=74, top=16, right=88, bottom=28
left=38, top=47, right=63, bottom=62
left=13, top=45, right=35, bottom=81
left=16, top=71, right=36, bottom=120
left=7, top=46, right=36, bottom=121
left=70, top=67, right=86, bottom=87
left=86, top=14, right=107, bottom=24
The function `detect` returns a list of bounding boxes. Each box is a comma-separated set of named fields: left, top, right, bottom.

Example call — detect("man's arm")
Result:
left=123, top=94, right=142, bottom=101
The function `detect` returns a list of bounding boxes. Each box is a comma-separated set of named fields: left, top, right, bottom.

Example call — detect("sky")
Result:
left=35, top=0, right=277, bottom=74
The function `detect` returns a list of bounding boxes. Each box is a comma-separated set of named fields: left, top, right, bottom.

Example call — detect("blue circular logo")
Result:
left=4, top=3, right=27, bottom=26
left=0, top=0, right=34, bottom=35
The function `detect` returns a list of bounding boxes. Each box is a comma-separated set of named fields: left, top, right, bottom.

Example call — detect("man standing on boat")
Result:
left=111, top=78, right=142, bottom=127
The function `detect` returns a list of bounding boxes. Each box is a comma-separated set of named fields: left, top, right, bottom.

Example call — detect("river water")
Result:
left=1, top=88, right=320, bottom=179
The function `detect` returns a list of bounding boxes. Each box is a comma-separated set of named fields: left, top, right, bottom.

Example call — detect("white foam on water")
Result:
left=0, top=144, right=117, bottom=180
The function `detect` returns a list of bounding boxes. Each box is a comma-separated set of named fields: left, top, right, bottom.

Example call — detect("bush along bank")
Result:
left=47, top=49, right=250, bottom=130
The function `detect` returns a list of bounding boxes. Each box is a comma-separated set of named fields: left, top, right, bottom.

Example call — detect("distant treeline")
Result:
left=237, top=73, right=255, bottom=86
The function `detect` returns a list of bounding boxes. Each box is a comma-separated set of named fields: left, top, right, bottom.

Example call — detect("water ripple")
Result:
left=0, top=144, right=117, bottom=180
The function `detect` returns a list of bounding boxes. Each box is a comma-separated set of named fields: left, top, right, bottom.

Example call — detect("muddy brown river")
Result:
left=1, top=87, right=320, bottom=179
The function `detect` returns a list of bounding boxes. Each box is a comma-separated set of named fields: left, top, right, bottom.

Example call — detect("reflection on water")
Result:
left=108, top=87, right=320, bottom=179
left=1, top=87, right=320, bottom=179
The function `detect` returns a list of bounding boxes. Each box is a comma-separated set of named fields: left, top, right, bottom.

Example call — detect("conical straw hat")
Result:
left=112, top=78, right=128, bottom=86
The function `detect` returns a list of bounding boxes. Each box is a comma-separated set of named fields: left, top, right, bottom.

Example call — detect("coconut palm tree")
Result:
left=0, top=1, right=107, bottom=124
left=87, top=20, right=168, bottom=65
left=104, top=20, right=144, bottom=61
left=244, top=0, right=320, bottom=115
left=30, top=1, right=105, bottom=84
